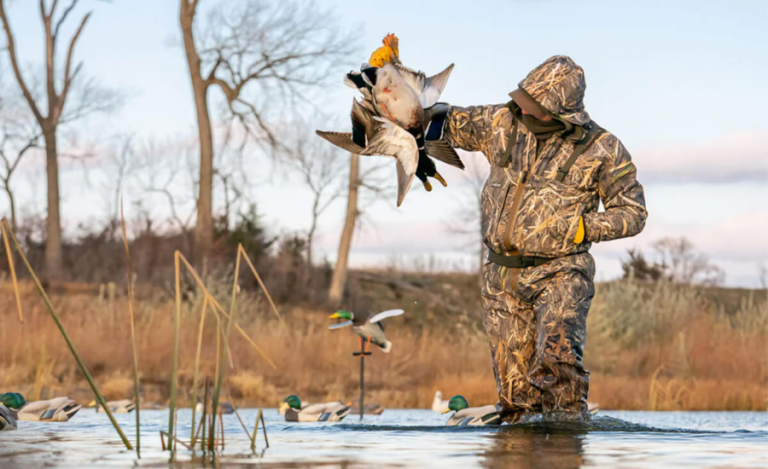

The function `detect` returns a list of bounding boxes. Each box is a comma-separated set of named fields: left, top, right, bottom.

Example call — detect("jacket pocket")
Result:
left=517, top=177, right=587, bottom=257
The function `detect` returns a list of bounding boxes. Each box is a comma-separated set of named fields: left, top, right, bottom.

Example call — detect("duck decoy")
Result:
left=442, top=395, right=501, bottom=426
left=279, top=395, right=350, bottom=422
left=328, top=308, right=404, bottom=353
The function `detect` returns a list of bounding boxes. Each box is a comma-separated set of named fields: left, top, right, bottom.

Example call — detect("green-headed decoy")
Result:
left=442, top=395, right=501, bottom=427
left=279, top=395, right=350, bottom=423
left=328, top=308, right=404, bottom=353
left=1, top=393, right=81, bottom=422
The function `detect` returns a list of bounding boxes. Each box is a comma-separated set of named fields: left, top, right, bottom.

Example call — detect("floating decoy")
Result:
left=431, top=390, right=450, bottom=412
left=328, top=308, right=404, bottom=353
left=90, top=399, right=135, bottom=414
left=442, top=395, right=501, bottom=426
left=0, top=405, right=17, bottom=431
left=279, top=395, right=350, bottom=422
left=1, top=393, right=81, bottom=422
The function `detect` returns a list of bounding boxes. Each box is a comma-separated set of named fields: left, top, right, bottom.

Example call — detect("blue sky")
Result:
left=1, top=0, right=767, bottom=286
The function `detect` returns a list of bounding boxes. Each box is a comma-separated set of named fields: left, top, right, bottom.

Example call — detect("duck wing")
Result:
left=393, top=63, right=427, bottom=96
left=425, top=139, right=464, bottom=169
left=367, top=118, right=418, bottom=206
left=423, top=64, right=455, bottom=107
left=368, top=309, right=404, bottom=324
left=316, top=131, right=365, bottom=154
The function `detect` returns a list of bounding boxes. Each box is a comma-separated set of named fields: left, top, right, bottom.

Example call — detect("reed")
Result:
left=0, top=221, right=22, bottom=323
left=189, top=295, right=208, bottom=446
left=0, top=219, right=132, bottom=450
left=167, top=251, right=182, bottom=450
left=209, top=247, right=241, bottom=450
left=120, top=203, right=141, bottom=455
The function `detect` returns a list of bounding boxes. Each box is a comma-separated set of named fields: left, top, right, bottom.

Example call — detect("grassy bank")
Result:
left=1, top=275, right=766, bottom=411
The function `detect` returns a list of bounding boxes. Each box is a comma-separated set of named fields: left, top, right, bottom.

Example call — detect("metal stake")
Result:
left=352, top=340, right=371, bottom=422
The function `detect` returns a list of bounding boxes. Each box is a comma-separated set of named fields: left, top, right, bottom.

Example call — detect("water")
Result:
left=1, top=409, right=767, bottom=467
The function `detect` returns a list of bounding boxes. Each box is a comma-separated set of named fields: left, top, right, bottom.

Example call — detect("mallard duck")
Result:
left=431, top=390, right=449, bottom=412
left=1, top=393, right=82, bottom=422
left=195, top=400, right=235, bottom=415
left=442, top=395, right=501, bottom=426
left=328, top=308, right=404, bottom=353
left=279, top=395, right=350, bottom=422
left=90, top=399, right=136, bottom=413
left=0, top=405, right=18, bottom=431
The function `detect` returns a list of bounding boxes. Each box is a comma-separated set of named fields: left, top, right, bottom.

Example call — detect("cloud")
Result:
left=634, top=130, right=768, bottom=183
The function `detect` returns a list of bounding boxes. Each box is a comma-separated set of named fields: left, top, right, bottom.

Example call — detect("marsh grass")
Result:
left=1, top=269, right=766, bottom=411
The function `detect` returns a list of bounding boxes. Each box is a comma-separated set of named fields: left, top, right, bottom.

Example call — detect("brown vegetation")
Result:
left=1, top=270, right=766, bottom=411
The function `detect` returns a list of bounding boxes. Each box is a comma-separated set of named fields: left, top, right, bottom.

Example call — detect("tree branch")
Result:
left=54, top=11, right=90, bottom=126
left=53, top=0, right=79, bottom=39
left=0, top=1, right=45, bottom=125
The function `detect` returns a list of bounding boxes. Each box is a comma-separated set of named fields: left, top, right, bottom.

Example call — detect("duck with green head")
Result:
left=328, top=308, right=404, bottom=353
left=442, top=395, right=501, bottom=426
left=1, top=392, right=81, bottom=422
left=279, top=395, right=351, bottom=423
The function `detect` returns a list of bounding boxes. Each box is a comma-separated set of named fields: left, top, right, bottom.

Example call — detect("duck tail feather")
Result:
left=425, top=140, right=465, bottom=169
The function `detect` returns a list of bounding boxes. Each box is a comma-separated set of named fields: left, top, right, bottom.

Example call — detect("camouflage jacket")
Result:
left=445, top=56, right=647, bottom=258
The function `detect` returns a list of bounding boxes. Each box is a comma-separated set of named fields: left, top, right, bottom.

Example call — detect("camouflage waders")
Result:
left=443, top=56, right=648, bottom=421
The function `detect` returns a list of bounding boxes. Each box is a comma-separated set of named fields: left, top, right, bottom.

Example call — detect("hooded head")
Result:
left=511, top=55, right=590, bottom=127
left=279, top=394, right=302, bottom=414
left=442, top=395, right=469, bottom=414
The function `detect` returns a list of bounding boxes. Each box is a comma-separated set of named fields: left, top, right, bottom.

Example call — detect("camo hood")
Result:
left=517, top=55, right=590, bottom=126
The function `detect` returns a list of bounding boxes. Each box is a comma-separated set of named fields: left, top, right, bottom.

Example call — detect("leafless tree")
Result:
left=327, top=153, right=390, bottom=306
left=179, top=0, right=352, bottom=270
left=444, top=152, right=489, bottom=274
left=328, top=152, right=359, bottom=306
left=284, top=125, right=345, bottom=265
left=98, top=134, right=135, bottom=224
left=759, top=263, right=767, bottom=290
left=652, top=237, right=725, bottom=286
left=0, top=0, right=119, bottom=279
left=132, top=137, right=199, bottom=233
left=0, top=89, right=42, bottom=230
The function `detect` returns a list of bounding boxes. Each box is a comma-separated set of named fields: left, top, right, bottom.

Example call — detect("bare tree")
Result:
left=328, top=152, right=359, bottom=306
left=444, top=152, right=489, bottom=274
left=0, top=90, right=42, bottom=230
left=132, top=137, right=199, bottom=233
left=100, top=134, right=135, bottom=223
left=758, top=263, right=767, bottom=290
left=652, top=237, right=725, bottom=286
left=0, top=0, right=118, bottom=279
left=284, top=125, right=345, bottom=265
left=179, top=0, right=351, bottom=270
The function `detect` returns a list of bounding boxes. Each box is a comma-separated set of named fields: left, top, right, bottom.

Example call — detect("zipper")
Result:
left=502, top=171, right=528, bottom=252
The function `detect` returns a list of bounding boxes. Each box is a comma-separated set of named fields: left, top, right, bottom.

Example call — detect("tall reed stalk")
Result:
left=189, top=295, right=209, bottom=447
left=167, top=251, right=182, bottom=451
left=1, top=221, right=22, bottom=323
left=0, top=218, right=132, bottom=450
left=209, top=251, right=241, bottom=451
left=120, top=203, right=141, bottom=455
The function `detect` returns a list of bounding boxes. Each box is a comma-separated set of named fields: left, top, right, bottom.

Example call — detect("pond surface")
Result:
left=1, top=409, right=767, bottom=467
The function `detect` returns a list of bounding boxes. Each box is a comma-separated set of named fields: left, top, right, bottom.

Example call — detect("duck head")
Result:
left=329, top=310, right=353, bottom=321
left=279, top=394, right=301, bottom=414
left=442, top=395, right=469, bottom=414
left=0, top=392, right=26, bottom=409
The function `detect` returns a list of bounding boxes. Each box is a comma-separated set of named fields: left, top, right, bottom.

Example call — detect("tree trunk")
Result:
left=4, top=182, right=16, bottom=231
left=180, top=3, right=214, bottom=271
left=328, top=153, right=359, bottom=307
left=193, top=85, right=214, bottom=271
left=43, top=128, right=62, bottom=280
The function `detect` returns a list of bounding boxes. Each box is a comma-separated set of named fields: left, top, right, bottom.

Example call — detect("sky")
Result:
left=0, top=0, right=766, bottom=287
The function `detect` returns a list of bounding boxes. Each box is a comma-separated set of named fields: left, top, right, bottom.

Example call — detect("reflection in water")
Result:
left=481, top=424, right=585, bottom=469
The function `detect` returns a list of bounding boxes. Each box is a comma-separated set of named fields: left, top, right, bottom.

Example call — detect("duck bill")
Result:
left=328, top=312, right=340, bottom=319
left=278, top=402, right=290, bottom=414
left=441, top=408, right=452, bottom=414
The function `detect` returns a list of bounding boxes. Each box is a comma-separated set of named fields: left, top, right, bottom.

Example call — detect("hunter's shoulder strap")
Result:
left=555, top=121, right=606, bottom=182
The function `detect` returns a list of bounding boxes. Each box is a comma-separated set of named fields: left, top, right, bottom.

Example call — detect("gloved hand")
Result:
left=574, top=216, right=586, bottom=244
left=422, top=103, right=450, bottom=141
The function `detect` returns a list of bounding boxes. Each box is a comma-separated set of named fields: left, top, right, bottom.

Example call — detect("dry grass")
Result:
left=1, top=279, right=766, bottom=411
